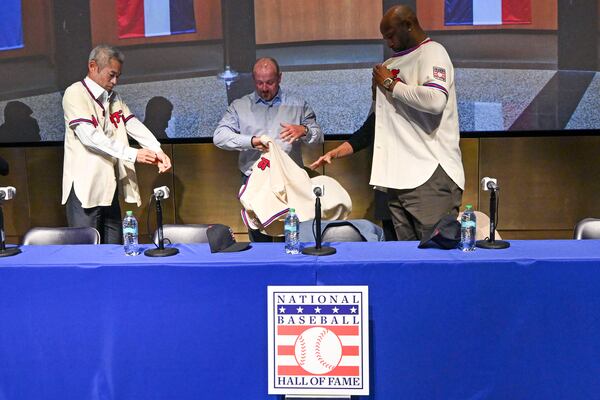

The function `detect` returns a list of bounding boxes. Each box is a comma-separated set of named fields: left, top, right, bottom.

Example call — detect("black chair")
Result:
left=22, top=227, right=101, bottom=245
left=152, top=224, right=211, bottom=245
left=573, top=218, right=600, bottom=239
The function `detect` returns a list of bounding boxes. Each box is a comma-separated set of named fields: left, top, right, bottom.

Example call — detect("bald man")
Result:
left=213, top=57, right=323, bottom=241
left=311, top=5, right=464, bottom=241
left=214, top=57, right=323, bottom=176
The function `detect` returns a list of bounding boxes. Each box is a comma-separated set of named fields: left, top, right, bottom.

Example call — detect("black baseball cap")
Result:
left=207, top=224, right=251, bottom=253
left=418, top=215, right=461, bottom=250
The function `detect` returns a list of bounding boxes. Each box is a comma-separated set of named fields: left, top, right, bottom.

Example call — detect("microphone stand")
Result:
left=144, top=195, right=179, bottom=257
left=476, top=187, right=510, bottom=249
left=0, top=199, right=20, bottom=257
left=302, top=191, right=336, bottom=256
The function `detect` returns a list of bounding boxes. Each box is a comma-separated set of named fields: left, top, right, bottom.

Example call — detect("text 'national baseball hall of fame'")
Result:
left=267, top=286, right=369, bottom=396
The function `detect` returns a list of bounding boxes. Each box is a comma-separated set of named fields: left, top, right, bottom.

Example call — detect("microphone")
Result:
left=145, top=186, right=178, bottom=257
left=476, top=177, right=509, bottom=250
left=302, top=182, right=336, bottom=256
left=481, top=177, right=498, bottom=191
left=0, top=187, right=16, bottom=200
left=0, top=186, right=20, bottom=257
left=153, top=186, right=170, bottom=200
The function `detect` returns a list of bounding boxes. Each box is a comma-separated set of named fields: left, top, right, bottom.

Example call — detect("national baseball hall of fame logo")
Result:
left=267, top=286, right=369, bottom=396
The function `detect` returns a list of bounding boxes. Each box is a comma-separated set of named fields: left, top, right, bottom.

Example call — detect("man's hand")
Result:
left=251, top=136, right=269, bottom=152
left=309, top=142, right=354, bottom=170
left=156, top=152, right=172, bottom=173
left=373, top=64, right=396, bottom=91
left=136, top=149, right=157, bottom=165
left=279, top=123, right=306, bottom=144
left=309, top=150, right=336, bottom=170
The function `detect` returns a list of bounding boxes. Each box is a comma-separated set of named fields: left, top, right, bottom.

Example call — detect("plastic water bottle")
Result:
left=123, top=210, right=140, bottom=256
left=460, top=204, right=477, bottom=252
left=284, top=208, right=300, bottom=254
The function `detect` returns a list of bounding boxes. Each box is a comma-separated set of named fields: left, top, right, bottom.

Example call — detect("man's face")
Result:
left=253, top=66, right=281, bottom=101
left=380, top=20, right=410, bottom=53
left=88, top=58, right=122, bottom=92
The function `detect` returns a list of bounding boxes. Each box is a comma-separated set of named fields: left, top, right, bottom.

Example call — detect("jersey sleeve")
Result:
left=418, top=43, right=454, bottom=98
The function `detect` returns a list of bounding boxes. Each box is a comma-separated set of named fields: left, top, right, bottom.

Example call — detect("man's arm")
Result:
left=213, top=104, right=255, bottom=151
left=73, top=123, right=157, bottom=165
left=309, top=112, right=374, bottom=170
left=63, top=88, right=158, bottom=166
left=124, top=117, right=171, bottom=172
left=372, top=64, right=448, bottom=114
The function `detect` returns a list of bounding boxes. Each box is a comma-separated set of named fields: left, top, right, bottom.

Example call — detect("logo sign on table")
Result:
left=267, top=286, right=369, bottom=396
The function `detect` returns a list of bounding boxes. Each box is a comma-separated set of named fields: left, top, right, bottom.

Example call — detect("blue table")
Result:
left=1, top=241, right=600, bottom=399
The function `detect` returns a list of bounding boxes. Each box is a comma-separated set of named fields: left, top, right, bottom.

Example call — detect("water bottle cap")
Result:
left=126, top=210, right=133, bottom=216
left=289, top=208, right=295, bottom=213
left=465, top=204, right=473, bottom=210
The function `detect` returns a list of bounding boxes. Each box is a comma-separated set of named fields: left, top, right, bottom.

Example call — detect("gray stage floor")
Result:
left=0, top=68, right=597, bottom=143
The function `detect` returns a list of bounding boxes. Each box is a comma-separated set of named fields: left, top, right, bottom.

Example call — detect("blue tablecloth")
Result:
left=1, top=241, right=600, bottom=399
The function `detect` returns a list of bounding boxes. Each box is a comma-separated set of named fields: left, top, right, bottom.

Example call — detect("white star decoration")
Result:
left=279, top=306, right=286, bottom=313
left=350, top=307, right=357, bottom=313
left=296, top=306, right=304, bottom=313
left=314, top=306, right=322, bottom=313
left=332, top=306, right=339, bottom=314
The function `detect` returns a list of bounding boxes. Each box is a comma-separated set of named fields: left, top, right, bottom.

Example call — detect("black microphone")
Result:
left=0, top=187, right=16, bottom=200
left=153, top=186, right=170, bottom=200
left=476, top=178, right=509, bottom=250
left=481, top=177, right=498, bottom=191
left=302, top=184, right=336, bottom=256
left=145, top=186, right=178, bottom=257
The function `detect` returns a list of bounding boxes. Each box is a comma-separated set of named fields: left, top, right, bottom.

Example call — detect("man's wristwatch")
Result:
left=301, top=124, right=309, bottom=136
left=382, top=77, right=395, bottom=91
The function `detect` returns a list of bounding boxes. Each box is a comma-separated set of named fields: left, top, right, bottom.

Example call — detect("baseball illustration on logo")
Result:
left=268, top=286, right=369, bottom=396
left=294, top=327, right=343, bottom=375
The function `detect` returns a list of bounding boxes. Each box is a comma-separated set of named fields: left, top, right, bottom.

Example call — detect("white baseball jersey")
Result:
left=371, top=39, right=465, bottom=191
left=62, top=77, right=161, bottom=208
left=239, top=136, right=351, bottom=235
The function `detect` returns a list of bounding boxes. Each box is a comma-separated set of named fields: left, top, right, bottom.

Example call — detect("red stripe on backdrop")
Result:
left=502, top=0, right=531, bottom=24
left=278, top=366, right=360, bottom=376
left=117, top=0, right=145, bottom=38
left=277, top=345, right=360, bottom=356
left=277, top=325, right=359, bottom=336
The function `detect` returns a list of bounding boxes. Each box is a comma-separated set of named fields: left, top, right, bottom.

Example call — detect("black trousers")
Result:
left=65, top=187, right=123, bottom=244
left=387, top=165, right=462, bottom=241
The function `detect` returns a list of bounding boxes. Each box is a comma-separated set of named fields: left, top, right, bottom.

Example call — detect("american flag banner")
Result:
left=268, top=286, right=369, bottom=396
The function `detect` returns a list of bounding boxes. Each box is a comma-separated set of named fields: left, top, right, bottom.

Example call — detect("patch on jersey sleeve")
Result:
left=433, top=67, right=446, bottom=82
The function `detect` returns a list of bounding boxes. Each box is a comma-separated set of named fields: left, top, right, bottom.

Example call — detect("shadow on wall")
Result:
left=0, top=101, right=41, bottom=143
left=144, top=96, right=173, bottom=140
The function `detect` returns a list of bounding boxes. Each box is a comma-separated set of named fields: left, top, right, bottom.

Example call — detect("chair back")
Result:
left=23, top=227, right=101, bottom=245
left=153, top=224, right=211, bottom=244
left=573, top=218, right=600, bottom=239
left=321, top=222, right=367, bottom=242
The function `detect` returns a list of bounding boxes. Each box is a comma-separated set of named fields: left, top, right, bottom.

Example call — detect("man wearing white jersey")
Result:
left=311, top=5, right=464, bottom=240
left=62, top=45, right=172, bottom=244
